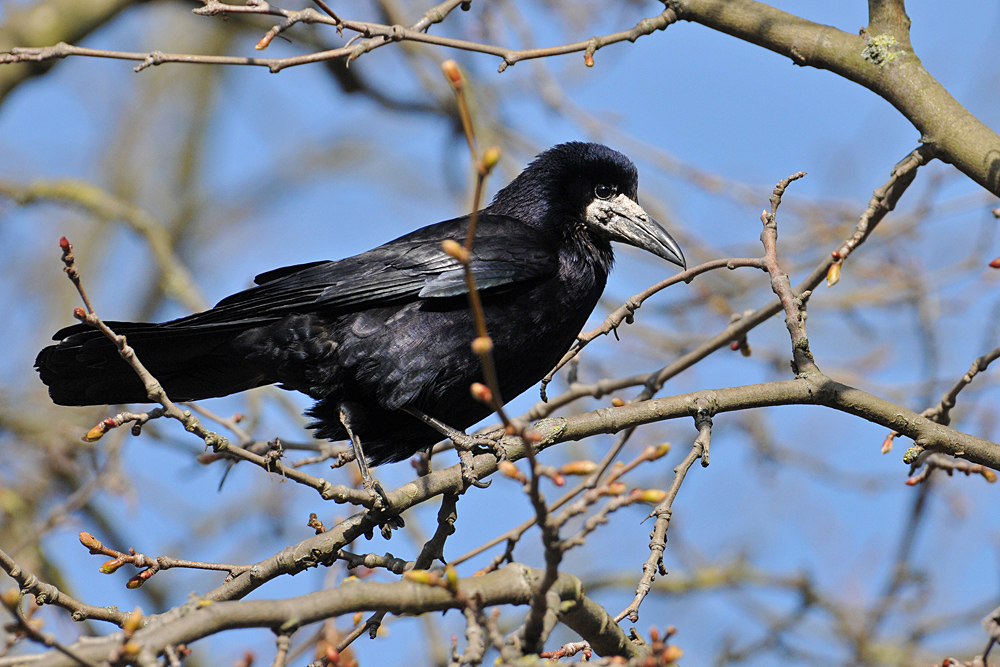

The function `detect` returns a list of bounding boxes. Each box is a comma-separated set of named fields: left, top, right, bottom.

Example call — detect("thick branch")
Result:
left=194, top=376, right=999, bottom=607
left=668, top=0, right=1000, bottom=196
left=25, top=565, right=638, bottom=667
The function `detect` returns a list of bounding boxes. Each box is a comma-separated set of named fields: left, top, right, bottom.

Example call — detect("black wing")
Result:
left=165, top=213, right=557, bottom=328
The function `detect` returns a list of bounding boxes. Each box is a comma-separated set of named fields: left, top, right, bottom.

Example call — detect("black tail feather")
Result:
left=36, top=321, right=265, bottom=406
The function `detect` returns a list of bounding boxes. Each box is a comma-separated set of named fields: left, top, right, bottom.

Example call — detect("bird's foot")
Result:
left=455, top=447, right=491, bottom=490
left=474, top=427, right=508, bottom=459
left=363, top=476, right=391, bottom=512
left=358, top=476, right=405, bottom=540
left=445, top=426, right=505, bottom=455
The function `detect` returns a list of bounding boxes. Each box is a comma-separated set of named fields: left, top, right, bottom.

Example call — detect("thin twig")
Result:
left=0, top=5, right=676, bottom=74
left=616, top=421, right=709, bottom=623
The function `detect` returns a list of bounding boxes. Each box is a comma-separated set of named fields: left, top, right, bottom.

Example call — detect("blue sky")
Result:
left=2, top=2, right=1000, bottom=665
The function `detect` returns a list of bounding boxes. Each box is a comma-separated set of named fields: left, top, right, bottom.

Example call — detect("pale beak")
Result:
left=586, top=193, right=686, bottom=269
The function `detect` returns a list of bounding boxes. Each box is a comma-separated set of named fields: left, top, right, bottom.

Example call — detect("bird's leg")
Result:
left=405, top=408, right=496, bottom=489
left=338, top=407, right=389, bottom=510
left=404, top=407, right=497, bottom=451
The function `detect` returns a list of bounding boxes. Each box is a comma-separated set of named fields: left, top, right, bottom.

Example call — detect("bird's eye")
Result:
left=594, top=184, right=615, bottom=200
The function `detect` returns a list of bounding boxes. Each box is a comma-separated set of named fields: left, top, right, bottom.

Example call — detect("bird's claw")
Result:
left=364, top=478, right=391, bottom=512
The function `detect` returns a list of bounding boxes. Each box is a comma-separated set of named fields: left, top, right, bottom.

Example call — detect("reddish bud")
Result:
left=826, top=262, right=841, bottom=287
left=558, top=460, right=598, bottom=476
left=73, top=307, right=87, bottom=321
left=352, top=611, right=364, bottom=626
left=441, top=60, right=463, bottom=88
left=990, top=257, right=1000, bottom=269
left=100, top=559, right=125, bottom=574
left=126, top=575, right=144, bottom=589
left=982, top=469, right=997, bottom=483
left=470, top=382, right=493, bottom=404
left=59, top=237, right=70, bottom=251
left=79, top=532, right=102, bottom=551
left=603, top=481, right=627, bottom=496
left=730, top=341, right=741, bottom=351
left=584, top=52, right=595, bottom=67
left=830, top=250, right=840, bottom=260
left=880, top=433, right=894, bottom=454
left=83, top=422, right=108, bottom=443
left=611, top=397, right=625, bottom=407
left=661, top=645, right=684, bottom=662
left=498, top=460, right=527, bottom=483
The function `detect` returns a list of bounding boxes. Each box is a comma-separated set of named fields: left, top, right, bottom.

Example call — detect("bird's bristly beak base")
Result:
left=586, top=194, right=686, bottom=269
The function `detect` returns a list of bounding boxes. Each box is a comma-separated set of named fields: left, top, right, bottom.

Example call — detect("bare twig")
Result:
left=540, top=256, right=764, bottom=400
left=0, top=5, right=676, bottom=74
left=760, top=171, right=819, bottom=376
left=883, top=345, right=1000, bottom=455
left=77, top=532, right=252, bottom=589
left=57, top=238, right=378, bottom=508
left=616, top=425, right=709, bottom=623
left=1, top=594, right=103, bottom=667
left=0, top=543, right=132, bottom=627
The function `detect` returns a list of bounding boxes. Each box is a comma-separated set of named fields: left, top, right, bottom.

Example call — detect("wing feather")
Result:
left=168, top=214, right=557, bottom=328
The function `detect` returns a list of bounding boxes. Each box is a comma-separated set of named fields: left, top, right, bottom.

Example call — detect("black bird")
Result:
left=36, top=142, right=685, bottom=488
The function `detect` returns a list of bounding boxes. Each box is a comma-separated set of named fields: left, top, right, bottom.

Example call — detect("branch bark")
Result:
left=668, top=0, right=1000, bottom=196
left=23, top=564, right=639, bottom=667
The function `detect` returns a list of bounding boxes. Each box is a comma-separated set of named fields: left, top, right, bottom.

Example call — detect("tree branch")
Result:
left=20, top=565, right=639, bottom=667
left=667, top=0, right=999, bottom=196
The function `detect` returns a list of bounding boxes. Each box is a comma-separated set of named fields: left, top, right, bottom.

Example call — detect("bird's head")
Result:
left=487, top=142, right=686, bottom=270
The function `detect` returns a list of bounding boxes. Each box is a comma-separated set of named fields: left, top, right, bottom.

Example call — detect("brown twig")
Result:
left=0, top=591, right=103, bottom=667
left=759, top=171, right=819, bottom=376
left=57, top=238, right=226, bottom=444
left=883, top=345, right=1000, bottom=455
left=904, top=452, right=997, bottom=486
left=77, top=532, right=252, bottom=589
left=616, top=422, right=709, bottom=623
left=456, top=444, right=669, bottom=571
left=0, top=547, right=132, bottom=627
left=439, top=60, right=513, bottom=435
left=540, top=256, right=764, bottom=400
left=0, top=4, right=675, bottom=74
